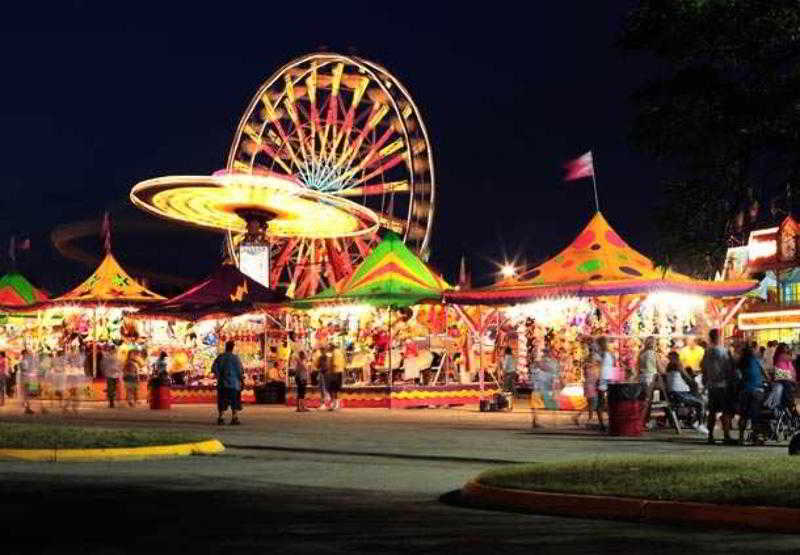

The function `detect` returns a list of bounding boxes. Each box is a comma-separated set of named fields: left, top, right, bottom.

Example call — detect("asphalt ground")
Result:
left=1, top=403, right=799, bottom=554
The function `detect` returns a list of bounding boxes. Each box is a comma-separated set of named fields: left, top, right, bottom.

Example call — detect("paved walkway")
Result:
left=1, top=404, right=798, bottom=553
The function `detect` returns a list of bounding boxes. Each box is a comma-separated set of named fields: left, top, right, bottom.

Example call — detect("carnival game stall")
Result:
left=445, top=212, right=758, bottom=410
left=289, top=232, right=492, bottom=408
left=0, top=272, right=51, bottom=395
left=132, top=263, right=287, bottom=404
left=16, top=251, right=166, bottom=402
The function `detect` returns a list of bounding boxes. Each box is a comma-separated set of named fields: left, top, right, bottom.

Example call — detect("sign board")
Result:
left=239, top=243, right=270, bottom=288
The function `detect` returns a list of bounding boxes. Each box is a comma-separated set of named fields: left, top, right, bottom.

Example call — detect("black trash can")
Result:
left=255, top=381, right=287, bottom=404
left=607, top=382, right=645, bottom=436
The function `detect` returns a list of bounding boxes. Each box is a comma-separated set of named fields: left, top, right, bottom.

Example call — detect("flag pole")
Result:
left=590, top=151, right=600, bottom=213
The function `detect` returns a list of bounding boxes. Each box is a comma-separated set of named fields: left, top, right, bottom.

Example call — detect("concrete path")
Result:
left=1, top=404, right=798, bottom=553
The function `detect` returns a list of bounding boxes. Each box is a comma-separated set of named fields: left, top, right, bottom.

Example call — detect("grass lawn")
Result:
left=477, top=455, right=800, bottom=508
left=0, top=423, right=214, bottom=450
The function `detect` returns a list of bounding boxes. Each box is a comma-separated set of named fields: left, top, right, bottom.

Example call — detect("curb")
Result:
left=0, top=439, right=225, bottom=462
left=461, top=480, right=800, bottom=534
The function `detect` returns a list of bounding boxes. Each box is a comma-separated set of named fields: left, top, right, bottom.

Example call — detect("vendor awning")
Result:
left=445, top=212, right=757, bottom=305
left=293, top=231, right=450, bottom=308
left=47, top=252, right=165, bottom=307
left=0, top=272, right=48, bottom=310
left=134, top=263, right=287, bottom=321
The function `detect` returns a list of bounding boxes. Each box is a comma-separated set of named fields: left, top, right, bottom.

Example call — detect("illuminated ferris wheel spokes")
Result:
left=228, top=53, right=435, bottom=296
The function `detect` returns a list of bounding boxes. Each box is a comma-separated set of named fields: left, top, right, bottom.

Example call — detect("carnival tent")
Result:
left=135, top=263, right=287, bottom=321
left=445, top=212, right=757, bottom=306
left=293, top=231, right=450, bottom=308
left=48, top=252, right=165, bottom=307
left=0, top=272, right=48, bottom=308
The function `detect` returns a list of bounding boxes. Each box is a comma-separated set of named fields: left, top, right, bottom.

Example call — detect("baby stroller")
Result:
left=748, top=381, right=800, bottom=445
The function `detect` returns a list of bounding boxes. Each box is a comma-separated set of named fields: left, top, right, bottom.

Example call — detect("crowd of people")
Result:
left=0, top=344, right=162, bottom=414
left=570, top=329, right=799, bottom=444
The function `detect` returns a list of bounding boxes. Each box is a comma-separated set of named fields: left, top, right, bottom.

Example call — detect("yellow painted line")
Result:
left=0, top=439, right=224, bottom=462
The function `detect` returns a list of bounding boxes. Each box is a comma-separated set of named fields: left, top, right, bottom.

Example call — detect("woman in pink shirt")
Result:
left=773, top=343, right=795, bottom=382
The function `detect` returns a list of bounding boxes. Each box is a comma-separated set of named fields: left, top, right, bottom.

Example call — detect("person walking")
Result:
left=737, top=345, right=766, bottom=445
left=103, top=346, right=122, bottom=408
left=123, top=350, right=142, bottom=407
left=595, top=337, right=615, bottom=432
left=701, top=329, right=737, bottom=445
left=574, top=343, right=600, bottom=427
left=51, top=349, right=67, bottom=411
left=312, top=345, right=329, bottom=410
left=501, top=346, right=516, bottom=395
left=211, top=340, right=244, bottom=425
left=294, top=351, right=310, bottom=412
left=326, top=343, right=345, bottom=410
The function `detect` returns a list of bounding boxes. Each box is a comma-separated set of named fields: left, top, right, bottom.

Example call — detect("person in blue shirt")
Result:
left=212, top=340, right=244, bottom=425
left=737, top=345, right=766, bottom=445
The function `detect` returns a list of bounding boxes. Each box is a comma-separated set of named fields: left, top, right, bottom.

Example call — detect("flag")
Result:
left=564, top=151, right=594, bottom=181
left=101, top=212, right=111, bottom=253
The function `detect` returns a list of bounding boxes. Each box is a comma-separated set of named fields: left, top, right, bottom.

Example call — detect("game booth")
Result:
left=131, top=263, right=288, bottom=405
left=9, top=251, right=167, bottom=403
left=0, top=272, right=51, bottom=391
left=444, top=212, right=758, bottom=411
left=287, top=232, right=500, bottom=409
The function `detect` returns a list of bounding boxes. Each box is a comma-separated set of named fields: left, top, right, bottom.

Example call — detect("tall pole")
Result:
left=388, top=307, right=393, bottom=388
left=591, top=152, right=600, bottom=213
left=478, top=306, right=484, bottom=400
left=92, top=306, right=98, bottom=382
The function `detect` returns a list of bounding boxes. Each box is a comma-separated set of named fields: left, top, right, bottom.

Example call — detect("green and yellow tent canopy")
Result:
left=48, top=252, right=165, bottom=307
left=445, top=212, right=758, bottom=305
left=0, top=272, right=48, bottom=309
left=293, top=232, right=450, bottom=308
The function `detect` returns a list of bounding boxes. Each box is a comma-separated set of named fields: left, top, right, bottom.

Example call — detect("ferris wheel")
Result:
left=226, top=52, right=436, bottom=297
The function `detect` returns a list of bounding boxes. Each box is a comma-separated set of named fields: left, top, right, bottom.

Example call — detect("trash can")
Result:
left=149, top=379, right=172, bottom=410
left=607, top=382, right=645, bottom=436
left=256, top=381, right=286, bottom=404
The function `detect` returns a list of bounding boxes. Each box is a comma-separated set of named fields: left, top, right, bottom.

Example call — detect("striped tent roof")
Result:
left=0, top=272, right=48, bottom=308
left=50, top=252, right=165, bottom=306
left=294, top=232, right=450, bottom=308
left=445, top=212, right=757, bottom=305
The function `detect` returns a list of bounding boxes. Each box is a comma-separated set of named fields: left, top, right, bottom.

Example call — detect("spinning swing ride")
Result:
left=131, top=52, right=436, bottom=298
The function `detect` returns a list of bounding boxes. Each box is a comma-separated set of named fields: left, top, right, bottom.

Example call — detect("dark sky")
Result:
left=0, top=2, right=661, bottom=295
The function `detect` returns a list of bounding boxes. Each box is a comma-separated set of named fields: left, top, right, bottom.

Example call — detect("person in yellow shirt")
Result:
left=679, top=338, right=705, bottom=374
left=327, top=343, right=346, bottom=410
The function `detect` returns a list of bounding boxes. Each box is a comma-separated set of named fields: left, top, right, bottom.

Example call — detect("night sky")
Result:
left=0, top=2, right=661, bottom=296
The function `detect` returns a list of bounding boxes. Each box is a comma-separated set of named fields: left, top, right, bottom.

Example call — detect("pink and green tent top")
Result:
left=0, top=272, right=49, bottom=309
left=293, top=232, right=450, bottom=308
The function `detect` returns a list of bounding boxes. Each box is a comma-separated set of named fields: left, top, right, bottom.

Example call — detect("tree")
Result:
left=621, top=0, right=800, bottom=275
